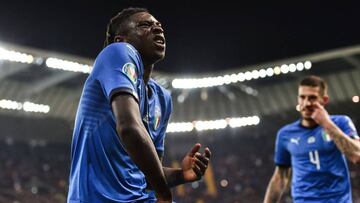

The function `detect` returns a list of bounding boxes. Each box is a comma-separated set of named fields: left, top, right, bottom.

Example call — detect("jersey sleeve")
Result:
left=274, top=130, right=291, bottom=166
left=338, top=116, right=359, bottom=140
left=91, top=43, right=142, bottom=103
left=154, top=91, right=173, bottom=154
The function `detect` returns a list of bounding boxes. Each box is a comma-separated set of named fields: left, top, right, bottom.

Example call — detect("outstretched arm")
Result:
left=311, top=102, right=360, bottom=164
left=112, top=94, right=172, bottom=202
left=263, top=166, right=291, bottom=203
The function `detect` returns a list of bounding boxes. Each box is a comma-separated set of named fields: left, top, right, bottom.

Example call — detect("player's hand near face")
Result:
left=181, top=143, right=211, bottom=182
left=311, top=102, right=332, bottom=127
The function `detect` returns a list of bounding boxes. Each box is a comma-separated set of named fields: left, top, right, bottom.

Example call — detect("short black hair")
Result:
left=299, top=75, right=327, bottom=95
left=103, top=7, right=148, bottom=47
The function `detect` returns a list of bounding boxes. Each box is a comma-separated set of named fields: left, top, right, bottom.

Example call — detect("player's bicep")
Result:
left=111, top=94, right=142, bottom=131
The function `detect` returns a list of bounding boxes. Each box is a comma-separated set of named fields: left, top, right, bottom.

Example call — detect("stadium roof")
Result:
left=1, top=1, right=360, bottom=74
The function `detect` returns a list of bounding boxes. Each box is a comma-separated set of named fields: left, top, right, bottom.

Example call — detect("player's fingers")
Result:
left=195, top=154, right=209, bottom=166
left=192, top=164, right=203, bottom=179
left=312, top=102, right=322, bottom=109
left=194, top=157, right=207, bottom=171
left=188, top=143, right=201, bottom=157
left=204, top=147, right=211, bottom=159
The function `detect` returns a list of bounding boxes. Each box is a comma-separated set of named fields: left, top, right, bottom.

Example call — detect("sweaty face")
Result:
left=297, top=86, right=326, bottom=121
left=124, top=12, right=166, bottom=65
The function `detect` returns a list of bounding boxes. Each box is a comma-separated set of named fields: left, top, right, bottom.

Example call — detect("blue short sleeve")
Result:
left=274, top=130, right=291, bottom=166
left=338, top=116, right=359, bottom=140
left=91, top=43, right=142, bottom=103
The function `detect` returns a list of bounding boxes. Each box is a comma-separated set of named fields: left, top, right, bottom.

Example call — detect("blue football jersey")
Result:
left=274, top=115, right=359, bottom=203
left=68, top=42, right=172, bottom=203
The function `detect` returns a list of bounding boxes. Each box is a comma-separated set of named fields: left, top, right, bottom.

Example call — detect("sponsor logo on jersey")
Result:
left=290, top=137, right=300, bottom=145
left=122, top=63, right=137, bottom=84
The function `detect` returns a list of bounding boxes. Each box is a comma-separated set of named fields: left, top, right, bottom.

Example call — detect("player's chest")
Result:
left=286, top=129, right=335, bottom=156
left=138, top=83, right=164, bottom=137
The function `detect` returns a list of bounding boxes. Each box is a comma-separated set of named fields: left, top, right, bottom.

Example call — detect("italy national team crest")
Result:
left=122, top=63, right=137, bottom=84
left=154, top=106, right=161, bottom=130
left=322, top=131, right=332, bottom=142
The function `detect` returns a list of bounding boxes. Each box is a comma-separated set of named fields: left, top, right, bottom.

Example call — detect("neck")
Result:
left=301, top=118, right=318, bottom=128
left=143, top=64, right=153, bottom=84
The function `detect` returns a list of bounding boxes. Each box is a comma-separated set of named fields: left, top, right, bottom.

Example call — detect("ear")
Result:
left=322, top=95, right=329, bottom=105
left=114, top=35, right=125, bottom=43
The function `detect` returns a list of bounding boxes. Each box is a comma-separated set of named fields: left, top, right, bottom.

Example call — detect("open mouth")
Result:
left=153, top=35, right=165, bottom=47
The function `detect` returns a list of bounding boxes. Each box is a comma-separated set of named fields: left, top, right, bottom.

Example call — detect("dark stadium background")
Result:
left=0, top=1, right=360, bottom=202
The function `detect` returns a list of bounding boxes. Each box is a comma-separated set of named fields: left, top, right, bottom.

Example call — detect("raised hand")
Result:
left=181, top=143, right=211, bottom=182
left=311, top=102, right=331, bottom=126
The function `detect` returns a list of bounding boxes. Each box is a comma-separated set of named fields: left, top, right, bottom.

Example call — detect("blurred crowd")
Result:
left=0, top=139, right=68, bottom=203
left=0, top=112, right=359, bottom=203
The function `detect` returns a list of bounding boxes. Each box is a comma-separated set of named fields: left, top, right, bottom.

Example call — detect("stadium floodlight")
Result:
left=304, top=61, right=312, bottom=69
left=259, top=69, right=267, bottom=78
left=0, top=99, right=50, bottom=114
left=171, top=61, right=312, bottom=89
left=195, top=119, right=227, bottom=131
left=280, top=64, right=289, bottom=74
left=223, top=74, right=232, bottom=85
left=244, top=71, right=252, bottom=81
left=228, top=117, right=247, bottom=127
left=237, top=72, right=246, bottom=82
left=166, top=115, right=261, bottom=133
left=45, top=57, right=92, bottom=73
left=266, top=67, right=274, bottom=77
left=23, top=102, right=50, bottom=113
left=0, top=47, right=34, bottom=64
left=289, top=63, right=297, bottom=72
left=228, top=116, right=260, bottom=128
left=251, top=70, right=260, bottom=79
left=273, top=66, right=281, bottom=75
left=166, top=122, right=194, bottom=133
left=296, top=62, right=304, bottom=71
left=230, top=73, right=238, bottom=83
left=352, top=96, right=359, bottom=103
left=0, top=99, right=22, bottom=110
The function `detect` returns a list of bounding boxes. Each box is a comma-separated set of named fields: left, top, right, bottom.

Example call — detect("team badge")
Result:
left=122, top=63, right=137, bottom=84
left=154, top=106, right=161, bottom=130
left=322, top=131, right=332, bottom=142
